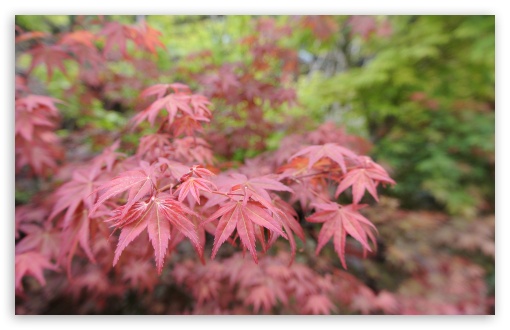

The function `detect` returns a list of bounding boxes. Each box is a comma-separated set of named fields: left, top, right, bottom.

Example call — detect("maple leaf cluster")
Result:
left=21, top=19, right=163, bottom=81
left=15, top=92, right=64, bottom=177
left=15, top=18, right=168, bottom=297
left=15, top=81, right=395, bottom=295
left=173, top=252, right=337, bottom=314
left=14, top=17, right=403, bottom=315
left=78, top=81, right=394, bottom=274
left=15, top=18, right=166, bottom=136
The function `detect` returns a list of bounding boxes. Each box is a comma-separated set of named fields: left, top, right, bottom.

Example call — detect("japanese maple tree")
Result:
left=22, top=15, right=497, bottom=316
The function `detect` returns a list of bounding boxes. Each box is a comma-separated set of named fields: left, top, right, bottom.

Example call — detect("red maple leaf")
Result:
left=58, top=211, right=99, bottom=275
left=245, top=281, right=288, bottom=313
left=98, top=22, right=136, bottom=58
left=132, top=21, right=165, bottom=54
left=50, top=166, right=102, bottom=226
left=140, top=83, right=191, bottom=99
left=16, top=95, right=61, bottom=116
left=167, top=211, right=215, bottom=261
left=335, top=156, right=396, bottom=204
left=132, top=93, right=193, bottom=128
left=219, top=173, right=293, bottom=207
left=27, top=44, right=72, bottom=80
left=15, top=95, right=61, bottom=143
left=185, top=164, right=216, bottom=179
left=190, top=94, right=213, bottom=118
left=307, top=202, right=377, bottom=268
left=16, top=203, right=51, bottom=239
left=16, top=136, right=63, bottom=176
left=15, top=107, right=55, bottom=141
left=107, top=193, right=202, bottom=274
left=15, top=222, right=60, bottom=258
left=58, top=30, right=102, bottom=77
left=204, top=200, right=288, bottom=263
left=175, top=176, right=217, bottom=205
left=170, top=137, right=215, bottom=164
left=15, top=251, right=59, bottom=292
left=59, top=30, right=97, bottom=48
left=91, top=140, right=125, bottom=172
left=204, top=174, right=293, bottom=223
left=301, top=293, right=335, bottom=315
left=289, top=143, right=357, bottom=173
left=91, top=161, right=157, bottom=216
left=272, top=197, right=305, bottom=263
left=137, top=134, right=173, bottom=161
left=171, top=114, right=209, bottom=137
